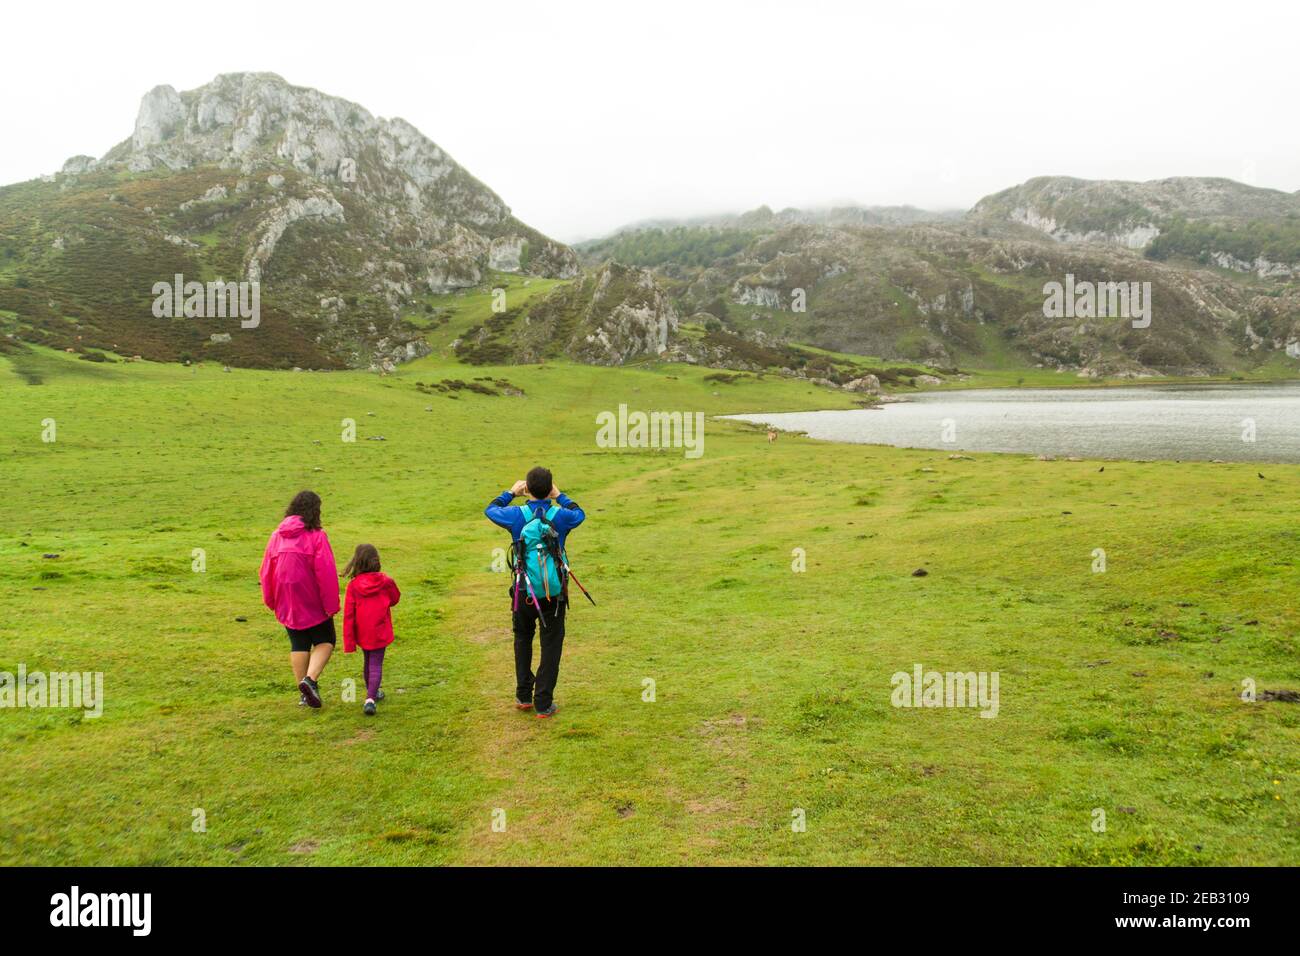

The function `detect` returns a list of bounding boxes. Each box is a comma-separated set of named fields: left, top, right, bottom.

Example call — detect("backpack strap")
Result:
left=519, top=502, right=560, bottom=528
left=537, top=504, right=567, bottom=604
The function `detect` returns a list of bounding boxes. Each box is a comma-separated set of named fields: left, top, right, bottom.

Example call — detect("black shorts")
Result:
left=286, top=617, right=336, bottom=653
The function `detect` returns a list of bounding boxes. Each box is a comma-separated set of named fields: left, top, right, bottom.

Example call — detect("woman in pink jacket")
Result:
left=259, top=490, right=340, bottom=708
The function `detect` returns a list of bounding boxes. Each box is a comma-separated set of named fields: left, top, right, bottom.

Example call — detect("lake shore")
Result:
left=723, top=381, right=1300, bottom=463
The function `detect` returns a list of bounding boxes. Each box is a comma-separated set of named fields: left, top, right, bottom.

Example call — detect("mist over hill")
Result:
left=970, top=175, right=1300, bottom=273
left=569, top=177, right=1300, bottom=379
left=3, top=79, right=1300, bottom=382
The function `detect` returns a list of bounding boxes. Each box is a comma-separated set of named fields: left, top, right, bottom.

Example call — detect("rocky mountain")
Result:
left=455, top=261, right=678, bottom=366
left=580, top=177, right=1300, bottom=378
left=6, top=85, right=1299, bottom=383
left=971, top=176, right=1300, bottom=277
left=0, top=72, right=577, bottom=368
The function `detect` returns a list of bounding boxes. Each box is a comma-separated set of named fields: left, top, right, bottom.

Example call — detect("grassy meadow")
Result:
left=0, top=343, right=1297, bottom=866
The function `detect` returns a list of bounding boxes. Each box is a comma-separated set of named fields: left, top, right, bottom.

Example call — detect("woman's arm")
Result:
left=315, top=533, right=341, bottom=617
left=259, top=536, right=277, bottom=610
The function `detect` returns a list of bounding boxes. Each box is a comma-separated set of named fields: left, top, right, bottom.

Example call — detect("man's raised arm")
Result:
left=552, top=488, right=586, bottom=530
left=485, top=479, right=528, bottom=531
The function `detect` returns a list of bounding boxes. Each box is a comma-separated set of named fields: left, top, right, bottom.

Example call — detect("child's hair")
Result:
left=285, top=490, right=322, bottom=530
left=344, top=543, right=381, bottom=577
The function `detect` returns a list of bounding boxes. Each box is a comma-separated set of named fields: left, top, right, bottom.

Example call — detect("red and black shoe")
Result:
left=515, top=698, right=533, bottom=711
left=535, top=703, right=558, bottom=719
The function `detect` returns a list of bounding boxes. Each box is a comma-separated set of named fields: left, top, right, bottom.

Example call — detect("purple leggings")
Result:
left=362, top=647, right=385, bottom=701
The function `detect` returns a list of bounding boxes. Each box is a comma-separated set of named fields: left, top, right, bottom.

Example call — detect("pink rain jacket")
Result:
left=259, top=515, right=340, bottom=630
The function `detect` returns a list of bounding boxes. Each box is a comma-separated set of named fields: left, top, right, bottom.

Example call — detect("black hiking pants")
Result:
left=513, top=592, right=566, bottom=710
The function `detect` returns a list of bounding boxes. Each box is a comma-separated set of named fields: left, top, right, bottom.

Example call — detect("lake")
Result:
left=724, top=382, right=1300, bottom=462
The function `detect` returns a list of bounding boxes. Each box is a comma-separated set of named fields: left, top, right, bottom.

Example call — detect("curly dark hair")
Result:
left=285, top=490, right=322, bottom=530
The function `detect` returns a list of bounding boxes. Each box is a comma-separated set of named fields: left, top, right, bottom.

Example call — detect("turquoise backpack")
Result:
left=514, top=504, right=565, bottom=602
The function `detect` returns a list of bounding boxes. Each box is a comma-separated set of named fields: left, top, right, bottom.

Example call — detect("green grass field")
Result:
left=1, top=346, right=1297, bottom=865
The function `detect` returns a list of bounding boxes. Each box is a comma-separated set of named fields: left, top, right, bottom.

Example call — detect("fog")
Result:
left=6, top=0, right=1299, bottom=240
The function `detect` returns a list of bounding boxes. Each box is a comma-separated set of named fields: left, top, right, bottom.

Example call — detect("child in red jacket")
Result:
left=342, top=544, right=401, bottom=716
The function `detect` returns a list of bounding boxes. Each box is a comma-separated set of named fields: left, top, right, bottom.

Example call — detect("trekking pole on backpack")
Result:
left=520, top=558, right=548, bottom=627
left=562, top=559, right=596, bottom=606
left=537, top=514, right=594, bottom=608
left=509, top=542, right=522, bottom=613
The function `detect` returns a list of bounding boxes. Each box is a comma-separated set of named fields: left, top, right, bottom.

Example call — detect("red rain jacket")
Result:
left=343, top=571, right=401, bottom=652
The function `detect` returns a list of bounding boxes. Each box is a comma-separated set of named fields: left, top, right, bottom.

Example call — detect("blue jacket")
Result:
left=485, top=491, right=586, bottom=549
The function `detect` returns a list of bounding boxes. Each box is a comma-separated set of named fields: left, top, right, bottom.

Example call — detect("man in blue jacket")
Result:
left=485, top=466, right=586, bottom=718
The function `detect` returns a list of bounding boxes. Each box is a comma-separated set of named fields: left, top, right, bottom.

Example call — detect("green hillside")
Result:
left=1, top=347, right=1296, bottom=865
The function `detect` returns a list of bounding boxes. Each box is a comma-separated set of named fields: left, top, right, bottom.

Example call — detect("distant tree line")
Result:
left=1146, top=216, right=1300, bottom=267
left=581, top=227, right=758, bottom=269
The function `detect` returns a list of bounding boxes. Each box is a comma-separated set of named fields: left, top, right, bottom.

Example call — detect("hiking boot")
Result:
left=299, top=676, right=322, bottom=709
left=535, top=703, right=558, bottom=719
left=363, top=699, right=377, bottom=717
left=515, top=698, right=533, bottom=711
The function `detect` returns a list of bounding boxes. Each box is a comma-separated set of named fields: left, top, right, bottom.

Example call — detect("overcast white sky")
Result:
left=6, top=0, right=1299, bottom=241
